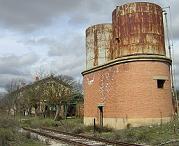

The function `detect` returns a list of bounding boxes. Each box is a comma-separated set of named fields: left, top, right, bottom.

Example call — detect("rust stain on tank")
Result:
left=86, top=24, right=113, bottom=70
left=112, top=2, right=166, bottom=59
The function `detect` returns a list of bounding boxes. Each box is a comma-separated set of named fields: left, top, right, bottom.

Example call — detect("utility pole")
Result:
left=164, top=11, right=178, bottom=115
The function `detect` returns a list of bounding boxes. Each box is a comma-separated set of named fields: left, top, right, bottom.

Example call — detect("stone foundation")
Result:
left=84, top=116, right=172, bottom=129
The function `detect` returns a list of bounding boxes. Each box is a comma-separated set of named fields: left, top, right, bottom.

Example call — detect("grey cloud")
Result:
left=49, top=54, right=84, bottom=80
left=172, top=16, right=179, bottom=40
left=68, top=0, right=179, bottom=40
left=172, top=46, right=179, bottom=89
left=48, top=35, right=85, bottom=57
left=0, top=0, right=83, bottom=32
left=0, top=74, right=30, bottom=89
left=68, top=0, right=164, bottom=25
left=68, top=0, right=115, bottom=27
left=68, top=15, right=89, bottom=26
left=0, top=0, right=174, bottom=32
left=0, top=53, right=39, bottom=89
left=0, top=53, right=38, bottom=68
left=0, top=0, right=178, bottom=40
left=24, top=37, right=57, bottom=46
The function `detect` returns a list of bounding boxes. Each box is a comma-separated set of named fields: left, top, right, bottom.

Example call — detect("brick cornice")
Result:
left=82, top=55, right=172, bottom=76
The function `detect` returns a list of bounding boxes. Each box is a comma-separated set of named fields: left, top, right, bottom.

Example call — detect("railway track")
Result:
left=23, top=127, right=144, bottom=146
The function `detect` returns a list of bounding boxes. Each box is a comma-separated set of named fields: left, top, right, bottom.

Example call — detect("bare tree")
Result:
left=4, top=79, right=26, bottom=117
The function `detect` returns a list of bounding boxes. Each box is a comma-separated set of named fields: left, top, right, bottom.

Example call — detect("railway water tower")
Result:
left=82, top=2, right=174, bottom=129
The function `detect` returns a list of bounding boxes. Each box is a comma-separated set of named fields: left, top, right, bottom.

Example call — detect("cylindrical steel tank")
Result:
left=112, top=2, right=165, bottom=59
left=86, top=24, right=112, bottom=70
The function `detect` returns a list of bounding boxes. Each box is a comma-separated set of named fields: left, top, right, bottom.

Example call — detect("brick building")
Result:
left=82, top=2, right=174, bottom=129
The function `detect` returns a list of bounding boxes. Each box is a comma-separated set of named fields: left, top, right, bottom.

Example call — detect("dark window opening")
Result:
left=157, top=80, right=165, bottom=88
left=67, top=104, right=76, bottom=117
left=116, top=38, right=120, bottom=43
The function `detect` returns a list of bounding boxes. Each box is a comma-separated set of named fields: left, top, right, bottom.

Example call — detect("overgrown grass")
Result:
left=19, top=115, right=179, bottom=145
left=21, top=116, right=58, bottom=128
left=60, top=118, right=84, bottom=133
left=0, top=114, right=45, bottom=146
left=20, top=116, right=86, bottom=133
left=46, top=117, right=179, bottom=145
left=98, top=121, right=179, bottom=145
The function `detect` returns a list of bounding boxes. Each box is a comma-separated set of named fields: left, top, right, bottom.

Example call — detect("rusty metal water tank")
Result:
left=112, top=2, right=165, bottom=59
left=86, top=24, right=112, bottom=70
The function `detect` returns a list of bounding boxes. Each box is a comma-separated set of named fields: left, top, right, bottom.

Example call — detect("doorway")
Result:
left=98, top=106, right=103, bottom=127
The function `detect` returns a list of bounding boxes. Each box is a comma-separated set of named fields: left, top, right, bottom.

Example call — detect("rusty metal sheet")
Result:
left=112, top=2, right=165, bottom=59
left=86, top=24, right=112, bottom=70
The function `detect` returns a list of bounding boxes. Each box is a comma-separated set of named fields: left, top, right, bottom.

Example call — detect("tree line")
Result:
left=0, top=74, right=83, bottom=120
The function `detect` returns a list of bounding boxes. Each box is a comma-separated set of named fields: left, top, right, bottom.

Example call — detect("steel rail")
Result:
left=41, top=127, right=144, bottom=146
left=23, top=127, right=90, bottom=146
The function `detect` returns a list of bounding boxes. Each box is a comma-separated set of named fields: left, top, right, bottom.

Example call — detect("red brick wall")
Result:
left=83, top=61, right=173, bottom=120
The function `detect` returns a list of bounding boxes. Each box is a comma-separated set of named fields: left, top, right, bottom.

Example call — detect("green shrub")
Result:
left=21, top=119, right=31, bottom=127
left=0, top=116, right=46, bottom=146
left=22, top=117, right=57, bottom=128
left=72, top=125, right=85, bottom=134
left=0, top=118, right=18, bottom=129
left=0, top=128, right=15, bottom=146
left=94, top=125, right=113, bottom=133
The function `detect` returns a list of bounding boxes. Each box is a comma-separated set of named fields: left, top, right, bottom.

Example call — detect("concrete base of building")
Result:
left=84, top=116, right=172, bottom=129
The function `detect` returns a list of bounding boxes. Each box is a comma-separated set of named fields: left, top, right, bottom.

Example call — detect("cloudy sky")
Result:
left=0, top=0, right=178, bottom=92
